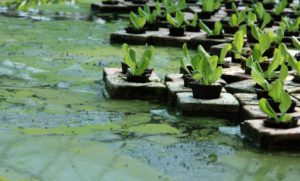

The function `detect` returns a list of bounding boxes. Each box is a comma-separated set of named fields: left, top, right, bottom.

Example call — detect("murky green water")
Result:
left=0, top=1, right=300, bottom=181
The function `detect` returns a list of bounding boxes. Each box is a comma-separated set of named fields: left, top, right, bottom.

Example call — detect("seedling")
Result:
left=273, top=0, right=288, bottom=16
left=229, top=11, right=247, bottom=27
left=252, top=2, right=272, bottom=29
left=259, top=79, right=293, bottom=123
left=251, top=56, right=288, bottom=91
left=185, top=13, right=198, bottom=28
left=122, top=43, right=154, bottom=76
left=199, top=20, right=223, bottom=36
left=129, top=12, right=146, bottom=30
left=218, top=44, right=232, bottom=65
left=280, top=17, right=300, bottom=34
left=138, top=5, right=157, bottom=24
left=162, top=0, right=185, bottom=15
left=166, top=10, right=185, bottom=28
left=292, top=36, right=300, bottom=50
left=202, top=0, right=220, bottom=12
left=192, top=45, right=223, bottom=85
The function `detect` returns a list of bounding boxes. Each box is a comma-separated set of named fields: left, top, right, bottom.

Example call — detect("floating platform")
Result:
left=177, top=92, right=239, bottom=119
left=241, top=119, right=300, bottom=150
left=104, top=68, right=166, bottom=100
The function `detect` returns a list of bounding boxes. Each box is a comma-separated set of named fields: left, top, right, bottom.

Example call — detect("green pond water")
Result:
left=0, top=1, right=300, bottom=181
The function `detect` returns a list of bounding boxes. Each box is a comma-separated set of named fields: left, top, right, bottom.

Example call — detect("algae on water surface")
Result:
left=1, top=1, right=300, bottom=181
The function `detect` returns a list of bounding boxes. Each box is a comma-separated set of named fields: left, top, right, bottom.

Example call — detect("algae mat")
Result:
left=0, top=1, right=300, bottom=181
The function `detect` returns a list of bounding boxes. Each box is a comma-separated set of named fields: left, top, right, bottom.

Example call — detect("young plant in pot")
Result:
left=125, top=12, right=146, bottom=34
left=199, top=0, right=217, bottom=19
left=280, top=17, right=300, bottom=38
left=188, top=46, right=223, bottom=99
left=138, top=5, right=159, bottom=31
left=259, top=92, right=298, bottom=129
left=224, top=11, right=246, bottom=34
left=167, top=10, right=185, bottom=36
left=251, top=53, right=289, bottom=100
left=252, top=2, right=273, bottom=28
left=231, top=30, right=253, bottom=63
left=217, top=43, right=232, bottom=68
left=185, top=13, right=200, bottom=32
left=160, top=0, right=186, bottom=20
left=271, top=0, right=288, bottom=21
left=245, top=12, right=258, bottom=43
left=122, top=44, right=154, bottom=83
left=199, top=20, right=224, bottom=39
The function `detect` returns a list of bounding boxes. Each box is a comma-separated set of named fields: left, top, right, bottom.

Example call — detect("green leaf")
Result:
left=265, top=49, right=280, bottom=78
left=279, top=114, right=292, bottom=122
left=233, top=30, right=244, bottom=53
left=251, top=62, right=269, bottom=91
left=279, top=91, right=292, bottom=114
left=199, top=20, right=212, bottom=35
left=229, top=14, right=238, bottom=27
left=279, top=63, right=289, bottom=81
left=251, top=24, right=261, bottom=41
left=292, top=36, right=300, bottom=50
left=213, top=21, right=223, bottom=35
left=268, top=79, right=283, bottom=102
left=274, top=0, right=287, bottom=15
left=259, top=98, right=278, bottom=120
left=258, top=33, right=271, bottom=55
left=208, top=66, right=222, bottom=85
left=261, top=12, right=271, bottom=29
left=219, top=43, right=232, bottom=64
left=130, top=12, right=146, bottom=29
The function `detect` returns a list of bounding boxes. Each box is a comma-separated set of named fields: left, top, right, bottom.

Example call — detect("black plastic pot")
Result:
left=145, top=22, right=160, bottom=31
left=179, top=65, right=194, bottom=74
left=182, top=74, right=195, bottom=88
left=292, top=74, right=300, bottom=83
left=272, top=13, right=282, bottom=22
left=131, top=0, right=148, bottom=4
left=262, top=46, right=276, bottom=58
left=198, top=11, right=214, bottom=19
left=225, top=2, right=239, bottom=9
left=263, top=3, right=274, bottom=10
left=169, top=27, right=185, bottom=36
left=284, top=31, right=300, bottom=37
left=264, top=117, right=298, bottom=129
left=186, top=25, right=200, bottom=32
left=121, top=62, right=129, bottom=74
left=223, top=25, right=239, bottom=34
left=295, top=52, right=300, bottom=61
left=256, top=89, right=271, bottom=99
left=247, top=29, right=258, bottom=43
left=186, top=0, right=197, bottom=3
left=126, top=70, right=152, bottom=83
left=206, top=34, right=224, bottom=39
left=102, top=0, right=119, bottom=5
left=190, top=82, right=222, bottom=99
left=125, top=26, right=146, bottom=34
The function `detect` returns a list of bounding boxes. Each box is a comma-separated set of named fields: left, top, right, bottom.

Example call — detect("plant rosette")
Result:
left=264, top=116, right=298, bottom=129
left=126, top=12, right=146, bottom=34
left=167, top=10, right=185, bottom=37
left=102, top=0, right=119, bottom=5
left=190, top=82, right=222, bottom=99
